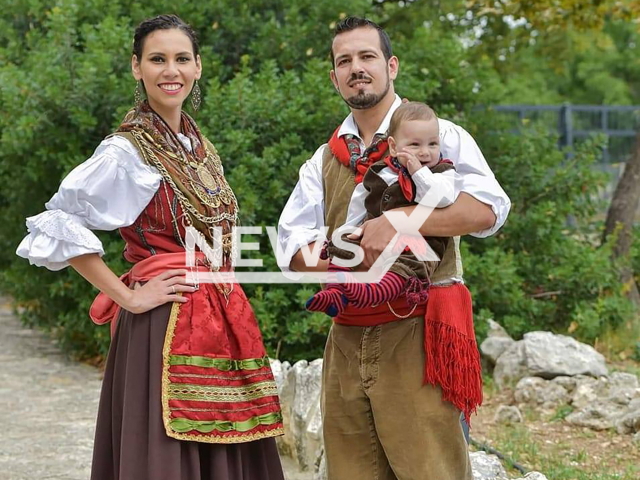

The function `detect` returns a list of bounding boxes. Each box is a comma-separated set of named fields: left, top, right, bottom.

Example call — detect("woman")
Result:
left=17, top=14, right=285, bottom=480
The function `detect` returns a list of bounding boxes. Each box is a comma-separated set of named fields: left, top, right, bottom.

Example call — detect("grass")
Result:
left=550, top=405, right=574, bottom=422
left=477, top=423, right=639, bottom=480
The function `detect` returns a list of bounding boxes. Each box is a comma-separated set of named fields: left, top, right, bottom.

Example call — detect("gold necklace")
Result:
left=130, top=128, right=239, bottom=227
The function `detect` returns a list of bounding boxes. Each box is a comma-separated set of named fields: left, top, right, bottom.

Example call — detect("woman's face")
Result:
left=131, top=28, right=201, bottom=113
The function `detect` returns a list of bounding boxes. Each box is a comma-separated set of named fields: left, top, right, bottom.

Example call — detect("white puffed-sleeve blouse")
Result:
left=16, top=135, right=163, bottom=271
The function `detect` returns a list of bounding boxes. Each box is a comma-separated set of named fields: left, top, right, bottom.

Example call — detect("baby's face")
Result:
left=391, top=119, right=440, bottom=169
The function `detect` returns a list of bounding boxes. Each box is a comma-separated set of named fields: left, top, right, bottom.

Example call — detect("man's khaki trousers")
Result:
left=321, top=317, right=472, bottom=480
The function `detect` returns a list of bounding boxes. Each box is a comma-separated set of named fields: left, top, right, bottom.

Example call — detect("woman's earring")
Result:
left=191, top=81, right=201, bottom=112
left=135, top=81, right=143, bottom=108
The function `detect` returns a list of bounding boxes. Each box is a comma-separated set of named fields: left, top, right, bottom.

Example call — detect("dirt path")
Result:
left=0, top=296, right=101, bottom=480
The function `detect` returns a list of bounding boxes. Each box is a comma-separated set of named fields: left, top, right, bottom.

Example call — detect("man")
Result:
left=277, top=16, right=510, bottom=480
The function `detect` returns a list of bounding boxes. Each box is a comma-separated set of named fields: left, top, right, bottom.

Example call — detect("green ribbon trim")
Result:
left=168, top=380, right=278, bottom=403
left=170, top=411, right=283, bottom=434
left=169, top=355, right=270, bottom=371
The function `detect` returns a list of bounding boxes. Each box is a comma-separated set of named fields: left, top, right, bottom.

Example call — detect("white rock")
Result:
left=276, top=360, right=304, bottom=461
left=514, top=377, right=570, bottom=407
left=487, top=319, right=513, bottom=338
left=494, top=342, right=528, bottom=388
left=570, top=377, right=605, bottom=410
left=628, top=397, right=640, bottom=411
left=615, top=408, right=640, bottom=434
left=304, top=394, right=323, bottom=472
left=551, top=375, right=579, bottom=393
left=481, top=337, right=516, bottom=365
left=314, top=448, right=326, bottom=480
left=610, top=372, right=639, bottom=389
left=493, top=405, right=523, bottom=424
left=470, top=451, right=508, bottom=480
left=269, top=358, right=291, bottom=394
left=562, top=373, right=640, bottom=433
left=275, top=359, right=324, bottom=471
left=566, top=401, right=628, bottom=430
left=494, top=332, right=608, bottom=388
left=608, top=372, right=640, bottom=406
left=523, top=332, right=607, bottom=378
left=291, top=359, right=323, bottom=470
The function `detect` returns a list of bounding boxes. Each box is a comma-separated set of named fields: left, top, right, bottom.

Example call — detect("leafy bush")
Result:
left=464, top=127, right=635, bottom=344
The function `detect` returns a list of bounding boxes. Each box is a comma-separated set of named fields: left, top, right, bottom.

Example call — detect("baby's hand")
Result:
left=397, top=151, right=423, bottom=176
left=407, top=157, right=423, bottom=176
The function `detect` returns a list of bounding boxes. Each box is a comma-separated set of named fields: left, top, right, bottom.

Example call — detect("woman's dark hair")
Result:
left=133, top=14, right=200, bottom=58
left=331, top=16, right=392, bottom=66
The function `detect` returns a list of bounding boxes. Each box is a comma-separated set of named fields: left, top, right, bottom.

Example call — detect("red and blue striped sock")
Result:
left=305, top=288, right=348, bottom=317
left=343, top=271, right=406, bottom=308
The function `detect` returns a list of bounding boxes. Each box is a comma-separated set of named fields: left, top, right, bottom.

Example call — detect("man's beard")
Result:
left=344, top=74, right=390, bottom=110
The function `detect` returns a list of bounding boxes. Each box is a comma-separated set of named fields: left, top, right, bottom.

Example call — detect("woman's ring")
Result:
left=171, top=286, right=176, bottom=294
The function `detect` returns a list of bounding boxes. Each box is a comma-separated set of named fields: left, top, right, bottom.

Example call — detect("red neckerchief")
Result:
left=328, top=126, right=389, bottom=183
left=383, top=155, right=416, bottom=202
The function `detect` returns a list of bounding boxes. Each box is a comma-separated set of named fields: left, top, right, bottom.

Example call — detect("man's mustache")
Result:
left=348, top=73, right=372, bottom=85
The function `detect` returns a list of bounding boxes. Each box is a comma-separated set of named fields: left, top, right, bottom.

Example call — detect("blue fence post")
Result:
left=602, top=109, right=609, bottom=164
left=560, top=102, right=574, bottom=157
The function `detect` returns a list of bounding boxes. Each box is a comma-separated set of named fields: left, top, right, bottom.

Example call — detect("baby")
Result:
left=306, top=102, right=459, bottom=316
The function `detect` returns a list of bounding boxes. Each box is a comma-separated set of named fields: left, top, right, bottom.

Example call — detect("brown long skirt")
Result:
left=91, top=302, right=285, bottom=480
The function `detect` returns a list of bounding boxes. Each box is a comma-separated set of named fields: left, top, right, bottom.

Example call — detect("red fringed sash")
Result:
left=424, top=283, right=482, bottom=424
left=90, top=253, right=283, bottom=443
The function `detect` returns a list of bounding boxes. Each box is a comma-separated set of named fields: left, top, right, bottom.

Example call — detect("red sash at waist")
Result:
left=89, top=252, right=222, bottom=337
left=333, top=296, right=427, bottom=325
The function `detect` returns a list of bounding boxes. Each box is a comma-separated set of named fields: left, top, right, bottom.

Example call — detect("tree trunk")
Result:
left=603, top=130, right=640, bottom=306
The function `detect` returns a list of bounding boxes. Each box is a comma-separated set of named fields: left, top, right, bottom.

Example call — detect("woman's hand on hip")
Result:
left=125, top=269, right=196, bottom=314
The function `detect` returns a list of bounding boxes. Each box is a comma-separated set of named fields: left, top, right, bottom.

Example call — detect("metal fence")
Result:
left=491, top=104, right=640, bottom=164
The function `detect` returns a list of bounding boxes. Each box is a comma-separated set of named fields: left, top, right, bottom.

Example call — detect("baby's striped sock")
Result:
left=305, top=288, right=348, bottom=317
left=343, top=271, right=406, bottom=307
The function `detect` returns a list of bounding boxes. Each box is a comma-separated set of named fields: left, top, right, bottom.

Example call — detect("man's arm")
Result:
left=356, top=193, right=495, bottom=268
left=276, top=145, right=328, bottom=276
left=416, top=193, right=496, bottom=236
left=290, top=242, right=330, bottom=272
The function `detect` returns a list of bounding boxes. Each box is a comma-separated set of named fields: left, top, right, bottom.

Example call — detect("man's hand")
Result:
left=348, top=215, right=398, bottom=268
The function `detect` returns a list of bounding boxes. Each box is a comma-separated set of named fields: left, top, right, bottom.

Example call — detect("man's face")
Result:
left=330, top=27, right=398, bottom=110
